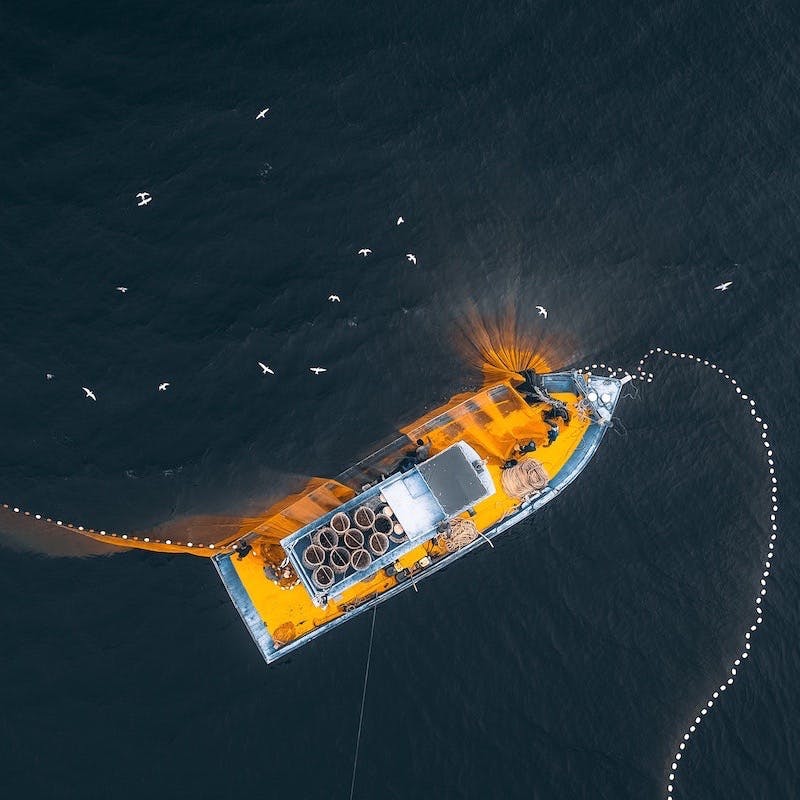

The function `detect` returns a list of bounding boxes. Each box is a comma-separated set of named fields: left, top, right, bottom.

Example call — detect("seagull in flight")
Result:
left=258, top=362, right=275, bottom=375
left=536, top=305, right=548, bottom=318
left=396, top=216, right=404, bottom=225
left=714, top=281, right=733, bottom=291
left=358, top=248, right=372, bottom=257
left=406, top=253, right=417, bottom=265
left=256, top=107, right=270, bottom=119
left=116, top=286, right=128, bottom=293
left=45, top=373, right=54, bottom=380
left=136, top=192, right=152, bottom=207
left=310, top=367, right=327, bottom=375
left=328, top=294, right=341, bottom=302
left=158, top=382, right=170, bottom=391
left=82, top=387, right=96, bottom=401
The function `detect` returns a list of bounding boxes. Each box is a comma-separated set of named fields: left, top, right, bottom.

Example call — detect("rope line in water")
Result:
left=0, top=503, right=218, bottom=553
left=583, top=348, right=778, bottom=800
left=349, top=605, right=377, bottom=800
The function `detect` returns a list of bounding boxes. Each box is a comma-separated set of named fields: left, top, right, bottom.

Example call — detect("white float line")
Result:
left=583, top=348, right=775, bottom=797
left=582, top=361, right=653, bottom=383
left=635, top=347, right=777, bottom=800
left=0, top=503, right=214, bottom=550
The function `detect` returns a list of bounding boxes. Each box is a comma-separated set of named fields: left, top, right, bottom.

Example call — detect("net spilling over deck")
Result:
left=337, top=382, right=538, bottom=491
left=243, top=479, right=357, bottom=545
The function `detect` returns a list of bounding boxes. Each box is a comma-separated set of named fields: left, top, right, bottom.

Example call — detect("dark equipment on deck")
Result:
left=543, top=405, right=571, bottom=425
left=395, top=568, right=411, bottom=582
left=233, top=541, right=253, bottom=560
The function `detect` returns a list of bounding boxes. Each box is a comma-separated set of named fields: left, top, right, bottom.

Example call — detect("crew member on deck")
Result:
left=414, top=438, right=431, bottom=462
left=397, top=437, right=431, bottom=473
left=233, top=540, right=253, bottom=560
left=543, top=404, right=571, bottom=426
left=545, top=423, right=560, bottom=447
left=515, top=440, right=537, bottom=455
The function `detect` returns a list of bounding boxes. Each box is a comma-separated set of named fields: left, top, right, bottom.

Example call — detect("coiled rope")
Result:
left=500, top=458, right=549, bottom=498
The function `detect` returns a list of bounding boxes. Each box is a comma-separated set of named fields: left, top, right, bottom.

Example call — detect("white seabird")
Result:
left=258, top=362, right=275, bottom=375
left=82, top=387, right=96, bottom=401
left=256, top=108, right=270, bottom=119
left=714, top=281, right=733, bottom=291
left=396, top=216, right=404, bottom=225
left=310, top=367, right=327, bottom=374
left=328, top=294, right=341, bottom=302
left=116, top=286, right=128, bottom=293
left=136, top=192, right=152, bottom=207
left=45, top=373, right=54, bottom=380
left=358, top=248, right=372, bottom=257
left=536, top=305, right=548, bottom=318
left=158, top=382, right=170, bottom=391
left=406, top=253, right=417, bottom=265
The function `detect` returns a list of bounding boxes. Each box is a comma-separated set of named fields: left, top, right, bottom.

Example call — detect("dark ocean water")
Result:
left=2, top=1, right=799, bottom=797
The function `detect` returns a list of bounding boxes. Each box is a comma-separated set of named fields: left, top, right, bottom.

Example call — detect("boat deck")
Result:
left=218, top=380, right=596, bottom=654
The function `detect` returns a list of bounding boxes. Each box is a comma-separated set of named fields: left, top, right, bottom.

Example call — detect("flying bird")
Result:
left=396, top=216, right=404, bottom=225
left=256, top=108, right=270, bottom=119
left=136, top=192, right=152, bottom=207
left=158, top=382, right=170, bottom=391
left=82, top=387, right=96, bottom=401
left=406, top=253, right=417, bottom=265
left=328, top=294, right=341, bottom=302
left=536, top=305, right=548, bottom=318
left=258, top=362, right=275, bottom=375
left=45, top=373, right=54, bottom=380
left=358, top=248, right=372, bottom=257
left=310, top=367, right=327, bottom=374
left=714, top=281, right=733, bottom=291
left=116, top=286, right=128, bottom=293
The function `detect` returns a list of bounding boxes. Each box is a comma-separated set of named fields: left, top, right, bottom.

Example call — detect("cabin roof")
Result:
left=417, top=444, right=490, bottom=515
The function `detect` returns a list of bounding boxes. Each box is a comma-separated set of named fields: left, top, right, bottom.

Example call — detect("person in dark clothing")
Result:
left=545, top=424, right=560, bottom=447
left=414, top=438, right=431, bottom=462
left=501, top=458, right=519, bottom=470
left=543, top=405, right=571, bottom=425
left=516, top=440, right=537, bottom=454
left=396, top=438, right=431, bottom=473
left=234, top=541, right=253, bottom=560
left=553, top=405, right=571, bottom=425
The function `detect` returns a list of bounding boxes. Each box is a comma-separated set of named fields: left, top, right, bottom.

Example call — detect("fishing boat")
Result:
left=1, top=368, right=623, bottom=662
left=213, top=369, right=623, bottom=663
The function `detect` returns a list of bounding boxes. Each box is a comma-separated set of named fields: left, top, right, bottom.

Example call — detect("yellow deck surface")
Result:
left=231, top=384, right=591, bottom=647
